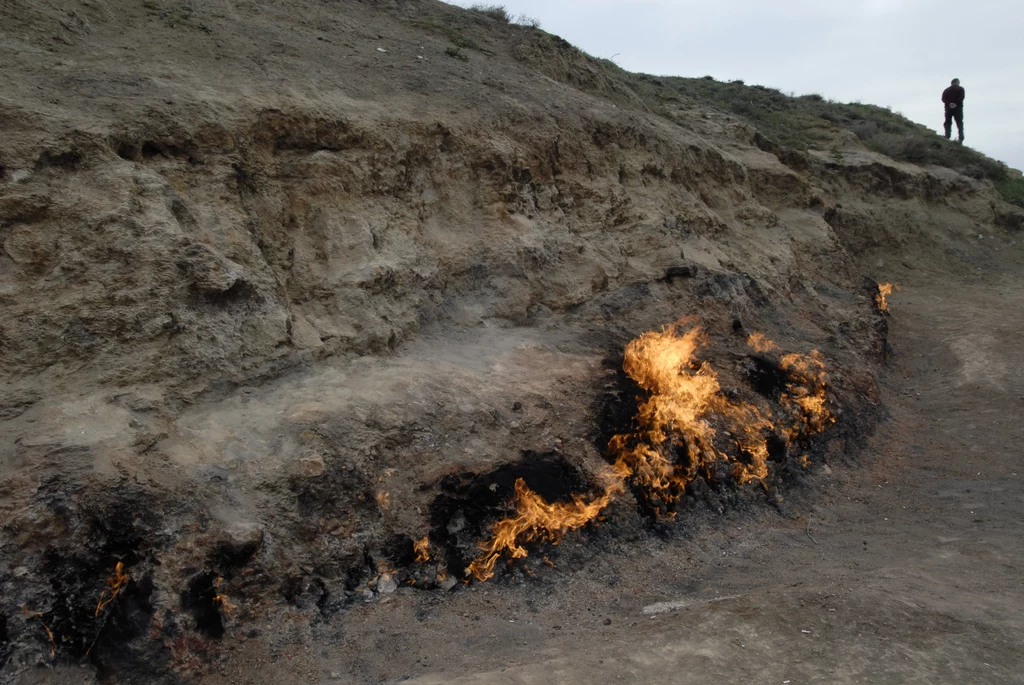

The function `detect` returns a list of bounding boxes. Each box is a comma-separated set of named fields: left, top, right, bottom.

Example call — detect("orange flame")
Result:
left=22, top=606, right=57, bottom=658
left=779, top=350, right=834, bottom=439
left=612, top=323, right=775, bottom=490
left=466, top=478, right=617, bottom=581
left=464, top=322, right=835, bottom=581
left=213, top=577, right=237, bottom=616
left=376, top=492, right=391, bottom=510
left=95, top=561, right=129, bottom=616
left=747, top=331, right=779, bottom=353
left=414, top=536, right=431, bottom=563
left=876, top=283, right=898, bottom=312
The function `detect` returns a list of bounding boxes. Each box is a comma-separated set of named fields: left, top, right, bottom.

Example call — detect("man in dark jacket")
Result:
left=942, top=78, right=965, bottom=142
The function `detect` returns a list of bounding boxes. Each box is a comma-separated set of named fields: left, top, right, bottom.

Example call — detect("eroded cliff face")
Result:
left=1, top=0, right=1020, bottom=680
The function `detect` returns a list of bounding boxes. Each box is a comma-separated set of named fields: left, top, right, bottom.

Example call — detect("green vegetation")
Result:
left=449, top=33, right=479, bottom=50
left=444, top=46, right=469, bottom=62
left=996, top=176, right=1024, bottom=207
left=607, top=71, right=1018, bottom=203
left=405, top=7, right=1020, bottom=206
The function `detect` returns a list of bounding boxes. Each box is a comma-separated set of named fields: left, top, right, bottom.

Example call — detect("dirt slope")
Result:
left=1, top=1, right=1022, bottom=682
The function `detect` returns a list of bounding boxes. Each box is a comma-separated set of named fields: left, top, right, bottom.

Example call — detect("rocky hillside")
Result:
left=1, top=1, right=1021, bottom=682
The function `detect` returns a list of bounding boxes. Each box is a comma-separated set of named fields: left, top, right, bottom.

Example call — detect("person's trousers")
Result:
left=944, top=105, right=964, bottom=141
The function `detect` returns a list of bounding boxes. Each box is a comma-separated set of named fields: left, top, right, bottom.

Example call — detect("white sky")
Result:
left=449, top=0, right=1024, bottom=170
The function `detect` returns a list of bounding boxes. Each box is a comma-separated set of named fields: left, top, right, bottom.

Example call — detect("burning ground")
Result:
left=2, top=0, right=1021, bottom=681
left=0, top=295, right=889, bottom=681
left=462, top=323, right=835, bottom=582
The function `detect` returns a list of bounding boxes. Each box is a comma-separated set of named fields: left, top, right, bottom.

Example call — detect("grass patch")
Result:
left=609, top=74, right=1017, bottom=199
left=409, top=15, right=488, bottom=54
left=444, top=46, right=469, bottom=62
left=996, top=176, right=1024, bottom=207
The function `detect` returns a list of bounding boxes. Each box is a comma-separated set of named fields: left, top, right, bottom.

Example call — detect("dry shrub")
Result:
left=469, top=4, right=511, bottom=22
left=515, top=13, right=541, bottom=28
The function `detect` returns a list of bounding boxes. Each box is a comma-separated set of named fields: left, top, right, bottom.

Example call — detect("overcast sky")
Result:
left=449, top=0, right=1023, bottom=170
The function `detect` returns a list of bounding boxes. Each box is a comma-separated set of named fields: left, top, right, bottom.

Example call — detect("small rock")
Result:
left=220, top=521, right=264, bottom=558
left=439, top=576, right=458, bottom=592
left=376, top=47, right=387, bottom=53
left=377, top=573, right=398, bottom=595
left=299, top=453, right=326, bottom=477
left=447, top=511, right=466, bottom=534
left=603, top=618, right=612, bottom=625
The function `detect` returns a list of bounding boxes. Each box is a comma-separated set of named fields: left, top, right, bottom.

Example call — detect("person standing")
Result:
left=942, top=78, right=965, bottom=143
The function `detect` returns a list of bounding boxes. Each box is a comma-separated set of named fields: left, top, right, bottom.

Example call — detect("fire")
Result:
left=414, top=536, right=431, bottom=563
left=464, top=322, right=836, bottom=581
left=876, top=283, right=898, bottom=312
left=611, top=323, right=775, bottom=491
left=778, top=350, right=834, bottom=438
left=213, top=577, right=236, bottom=616
left=95, top=561, right=129, bottom=616
left=747, top=331, right=779, bottom=353
left=22, top=606, right=57, bottom=658
left=376, top=492, right=391, bottom=510
left=466, top=478, right=617, bottom=581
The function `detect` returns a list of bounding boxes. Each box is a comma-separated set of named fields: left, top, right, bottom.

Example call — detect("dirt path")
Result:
left=367, top=278, right=1024, bottom=685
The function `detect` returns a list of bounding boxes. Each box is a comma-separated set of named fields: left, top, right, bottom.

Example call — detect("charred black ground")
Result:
left=742, top=355, right=792, bottom=400
left=429, top=452, right=597, bottom=577
left=181, top=572, right=225, bottom=640
left=0, top=613, right=10, bottom=671
left=592, top=356, right=644, bottom=453
left=16, top=489, right=169, bottom=678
